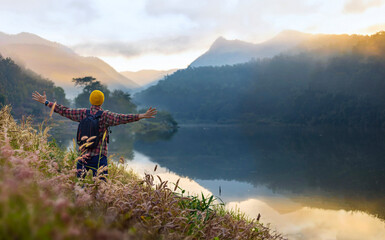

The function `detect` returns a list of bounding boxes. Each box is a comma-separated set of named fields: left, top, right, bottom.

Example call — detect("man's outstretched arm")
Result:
left=32, top=91, right=85, bottom=122
left=104, top=107, right=157, bottom=126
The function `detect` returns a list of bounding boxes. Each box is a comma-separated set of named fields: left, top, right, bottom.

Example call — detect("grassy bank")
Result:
left=0, top=105, right=284, bottom=240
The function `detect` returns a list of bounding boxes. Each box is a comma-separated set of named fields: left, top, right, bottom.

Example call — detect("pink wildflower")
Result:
left=67, top=226, right=81, bottom=236
left=52, top=162, right=58, bottom=170
left=0, top=144, right=14, bottom=158
left=54, top=198, right=68, bottom=211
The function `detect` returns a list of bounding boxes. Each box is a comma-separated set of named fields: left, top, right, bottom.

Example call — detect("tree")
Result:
left=73, top=76, right=110, bottom=108
left=104, top=90, right=136, bottom=113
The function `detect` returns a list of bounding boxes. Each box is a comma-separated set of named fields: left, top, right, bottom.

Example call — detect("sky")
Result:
left=0, top=0, right=385, bottom=71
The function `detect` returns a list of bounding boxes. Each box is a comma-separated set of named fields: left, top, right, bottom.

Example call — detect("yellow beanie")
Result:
left=89, top=90, right=104, bottom=106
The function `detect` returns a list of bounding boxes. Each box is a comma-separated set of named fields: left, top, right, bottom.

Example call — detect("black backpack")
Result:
left=77, top=110, right=103, bottom=149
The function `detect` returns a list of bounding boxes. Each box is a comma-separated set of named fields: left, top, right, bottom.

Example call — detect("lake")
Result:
left=52, top=122, right=385, bottom=240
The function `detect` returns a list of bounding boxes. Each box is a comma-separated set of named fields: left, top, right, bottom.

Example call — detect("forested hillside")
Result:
left=0, top=55, right=68, bottom=118
left=135, top=31, right=385, bottom=129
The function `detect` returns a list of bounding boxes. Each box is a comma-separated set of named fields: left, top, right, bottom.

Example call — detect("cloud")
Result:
left=0, top=0, right=98, bottom=22
left=343, top=0, right=385, bottom=13
left=144, top=0, right=319, bottom=40
left=0, top=0, right=99, bottom=38
left=84, top=0, right=317, bottom=59
left=72, top=35, right=206, bottom=58
left=65, top=0, right=320, bottom=60
left=360, top=23, right=385, bottom=33
left=145, top=0, right=317, bottom=19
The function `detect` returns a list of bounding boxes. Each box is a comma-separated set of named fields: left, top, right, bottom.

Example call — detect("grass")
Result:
left=0, top=105, right=285, bottom=240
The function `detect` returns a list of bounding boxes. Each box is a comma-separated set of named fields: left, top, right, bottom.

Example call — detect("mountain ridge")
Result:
left=0, top=31, right=138, bottom=98
left=189, top=30, right=314, bottom=67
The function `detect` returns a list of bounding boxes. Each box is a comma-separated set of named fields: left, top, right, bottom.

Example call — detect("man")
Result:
left=32, top=90, right=157, bottom=178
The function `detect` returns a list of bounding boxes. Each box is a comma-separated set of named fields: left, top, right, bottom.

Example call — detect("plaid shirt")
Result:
left=47, top=102, right=139, bottom=157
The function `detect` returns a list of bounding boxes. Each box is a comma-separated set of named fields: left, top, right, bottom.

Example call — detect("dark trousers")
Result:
left=77, top=154, right=108, bottom=178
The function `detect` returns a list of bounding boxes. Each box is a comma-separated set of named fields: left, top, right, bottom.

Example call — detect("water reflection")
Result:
left=227, top=199, right=385, bottom=240
left=134, top=125, right=385, bottom=219
left=127, top=150, right=385, bottom=240
left=126, top=151, right=212, bottom=197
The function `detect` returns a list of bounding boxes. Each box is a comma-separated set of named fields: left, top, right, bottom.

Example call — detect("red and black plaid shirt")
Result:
left=47, top=102, right=139, bottom=157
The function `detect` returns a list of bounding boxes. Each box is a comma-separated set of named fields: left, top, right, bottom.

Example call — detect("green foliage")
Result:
left=73, top=76, right=110, bottom=108
left=104, top=89, right=136, bottom=113
left=178, top=191, right=216, bottom=223
left=72, top=76, right=98, bottom=89
left=132, top=110, right=178, bottom=141
left=135, top=31, right=385, bottom=129
left=0, top=55, right=69, bottom=119
left=0, top=93, right=5, bottom=105
left=53, top=87, right=68, bottom=106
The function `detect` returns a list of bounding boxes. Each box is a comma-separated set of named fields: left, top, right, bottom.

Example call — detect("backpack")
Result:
left=77, top=110, right=104, bottom=149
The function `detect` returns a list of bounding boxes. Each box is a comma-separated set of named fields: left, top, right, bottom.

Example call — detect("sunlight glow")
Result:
left=227, top=199, right=385, bottom=240
left=99, top=50, right=204, bottom=72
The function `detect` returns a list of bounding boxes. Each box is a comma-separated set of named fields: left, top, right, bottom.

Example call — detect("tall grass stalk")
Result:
left=97, top=130, right=107, bottom=170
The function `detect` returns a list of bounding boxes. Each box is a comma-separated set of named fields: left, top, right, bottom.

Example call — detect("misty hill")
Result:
left=0, top=55, right=68, bottom=118
left=120, top=69, right=178, bottom=87
left=0, top=32, right=138, bottom=97
left=135, top=31, right=385, bottom=128
left=121, top=69, right=179, bottom=94
left=189, top=30, right=385, bottom=67
left=189, top=30, right=313, bottom=67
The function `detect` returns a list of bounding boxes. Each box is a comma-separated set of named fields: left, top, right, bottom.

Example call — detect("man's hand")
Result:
left=139, top=107, right=157, bottom=119
left=32, top=91, right=47, bottom=104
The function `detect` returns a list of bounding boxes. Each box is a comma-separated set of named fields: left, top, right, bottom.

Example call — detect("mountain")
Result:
left=190, top=30, right=385, bottom=68
left=120, top=69, right=178, bottom=86
left=0, top=32, right=138, bottom=98
left=135, top=31, right=385, bottom=128
left=189, top=30, right=313, bottom=67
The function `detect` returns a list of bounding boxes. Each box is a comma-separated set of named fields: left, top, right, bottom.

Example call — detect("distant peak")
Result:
left=210, top=36, right=239, bottom=51
left=0, top=31, right=49, bottom=43
left=277, top=29, right=304, bottom=36
left=270, top=30, right=312, bottom=43
left=5, top=32, right=42, bottom=39
left=17, top=32, right=36, bottom=36
left=211, top=36, right=227, bottom=45
left=214, top=36, right=226, bottom=41
left=17, top=32, right=47, bottom=40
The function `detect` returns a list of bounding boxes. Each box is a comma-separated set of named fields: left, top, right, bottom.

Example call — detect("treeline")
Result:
left=0, top=55, right=68, bottom=118
left=135, top=31, right=385, bottom=129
